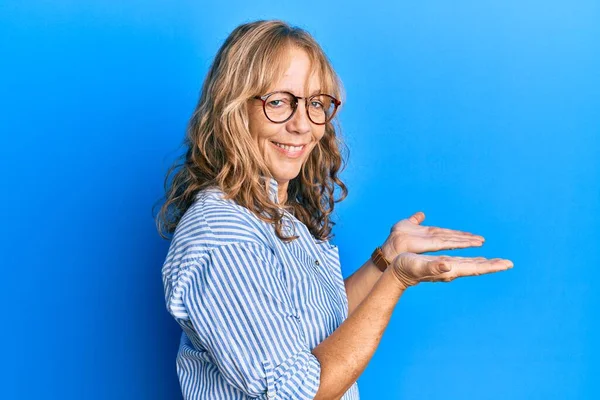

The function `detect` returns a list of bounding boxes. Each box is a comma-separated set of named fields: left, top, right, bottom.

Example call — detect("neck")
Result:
left=277, top=180, right=288, bottom=204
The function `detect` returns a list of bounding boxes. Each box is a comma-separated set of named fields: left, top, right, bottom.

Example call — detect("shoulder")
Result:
left=174, top=187, right=271, bottom=251
left=162, top=186, right=274, bottom=289
left=161, top=187, right=279, bottom=320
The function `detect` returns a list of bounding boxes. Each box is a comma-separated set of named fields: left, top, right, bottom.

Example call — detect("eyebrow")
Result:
left=276, top=88, right=323, bottom=97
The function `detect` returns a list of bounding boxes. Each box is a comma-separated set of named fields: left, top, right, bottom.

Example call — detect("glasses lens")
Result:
left=308, top=95, right=338, bottom=124
left=264, top=92, right=295, bottom=122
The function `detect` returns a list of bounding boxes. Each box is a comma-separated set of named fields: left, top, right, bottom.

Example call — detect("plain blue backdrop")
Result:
left=1, top=1, right=598, bottom=399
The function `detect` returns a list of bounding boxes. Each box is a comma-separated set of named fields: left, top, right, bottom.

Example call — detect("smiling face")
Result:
left=247, top=46, right=326, bottom=203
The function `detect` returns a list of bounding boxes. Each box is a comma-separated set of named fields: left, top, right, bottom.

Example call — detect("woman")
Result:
left=156, top=19, right=513, bottom=400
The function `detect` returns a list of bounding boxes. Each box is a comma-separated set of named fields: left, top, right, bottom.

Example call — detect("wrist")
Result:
left=383, top=266, right=410, bottom=292
left=371, top=246, right=391, bottom=272
left=380, top=241, right=399, bottom=261
left=390, top=260, right=415, bottom=291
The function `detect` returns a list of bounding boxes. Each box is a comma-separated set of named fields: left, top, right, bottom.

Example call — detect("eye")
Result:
left=310, top=101, right=324, bottom=109
left=267, top=96, right=293, bottom=109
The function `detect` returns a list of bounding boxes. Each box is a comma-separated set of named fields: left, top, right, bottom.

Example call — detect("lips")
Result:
left=270, top=141, right=308, bottom=147
left=270, top=141, right=307, bottom=158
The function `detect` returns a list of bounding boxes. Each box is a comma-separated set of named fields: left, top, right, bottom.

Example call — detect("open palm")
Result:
left=391, top=251, right=514, bottom=290
left=382, top=211, right=486, bottom=257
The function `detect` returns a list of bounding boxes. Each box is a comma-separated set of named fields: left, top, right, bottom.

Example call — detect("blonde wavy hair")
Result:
left=154, top=19, right=348, bottom=243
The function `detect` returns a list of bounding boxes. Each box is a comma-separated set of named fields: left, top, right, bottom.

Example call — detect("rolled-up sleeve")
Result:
left=182, top=241, right=321, bottom=399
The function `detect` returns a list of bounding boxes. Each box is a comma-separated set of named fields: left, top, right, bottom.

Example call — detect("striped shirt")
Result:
left=162, top=176, right=360, bottom=399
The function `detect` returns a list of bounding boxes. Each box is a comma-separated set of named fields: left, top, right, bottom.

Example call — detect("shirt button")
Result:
left=315, top=260, right=320, bottom=266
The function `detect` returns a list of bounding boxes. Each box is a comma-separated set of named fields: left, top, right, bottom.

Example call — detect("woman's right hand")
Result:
left=390, top=252, right=514, bottom=290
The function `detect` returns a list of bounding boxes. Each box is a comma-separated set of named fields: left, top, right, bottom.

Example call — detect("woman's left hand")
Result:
left=380, top=211, right=486, bottom=260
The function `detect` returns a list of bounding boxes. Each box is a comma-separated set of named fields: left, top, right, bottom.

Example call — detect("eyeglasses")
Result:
left=253, top=91, right=341, bottom=125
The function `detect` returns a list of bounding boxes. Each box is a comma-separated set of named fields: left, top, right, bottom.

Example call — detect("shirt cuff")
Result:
left=262, top=348, right=321, bottom=400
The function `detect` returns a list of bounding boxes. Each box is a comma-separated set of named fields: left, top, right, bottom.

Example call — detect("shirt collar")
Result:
left=261, top=175, right=299, bottom=235
left=261, top=175, right=280, bottom=204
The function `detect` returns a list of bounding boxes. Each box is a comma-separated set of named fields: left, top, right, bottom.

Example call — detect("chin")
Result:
left=272, top=169, right=301, bottom=183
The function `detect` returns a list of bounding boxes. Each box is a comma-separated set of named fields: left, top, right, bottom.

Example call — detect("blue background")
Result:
left=1, top=1, right=598, bottom=399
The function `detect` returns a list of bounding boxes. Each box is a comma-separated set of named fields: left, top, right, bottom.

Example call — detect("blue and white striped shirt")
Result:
left=162, top=177, right=360, bottom=399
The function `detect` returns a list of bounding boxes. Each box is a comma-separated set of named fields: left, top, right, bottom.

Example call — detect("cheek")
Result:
left=314, top=127, right=327, bottom=143
left=256, top=126, right=280, bottom=144
left=247, top=116, right=261, bottom=140
left=247, top=105, right=270, bottom=140
left=252, top=117, right=287, bottom=144
left=308, top=131, right=326, bottom=155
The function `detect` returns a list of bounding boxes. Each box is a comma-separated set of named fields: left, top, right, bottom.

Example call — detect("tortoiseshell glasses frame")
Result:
left=253, top=91, right=341, bottom=125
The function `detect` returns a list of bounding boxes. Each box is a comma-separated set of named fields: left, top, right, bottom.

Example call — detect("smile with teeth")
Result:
left=272, top=142, right=305, bottom=151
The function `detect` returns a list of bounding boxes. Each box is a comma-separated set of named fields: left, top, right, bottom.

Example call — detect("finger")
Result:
left=427, top=259, right=453, bottom=275
left=443, top=243, right=484, bottom=252
left=430, top=228, right=485, bottom=241
left=433, top=236, right=484, bottom=245
left=450, top=256, right=489, bottom=261
left=430, top=237, right=484, bottom=251
left=445, top=258, right=513, bottom=279
left=431, top=231, right=485, bottom=241
left=408, top=211, right=426, bottom=225
left=408, top=258, right=453, bottom=280
left=431, top=232, right=485, bottom=243
left=435, top=255, right=511, bottom=264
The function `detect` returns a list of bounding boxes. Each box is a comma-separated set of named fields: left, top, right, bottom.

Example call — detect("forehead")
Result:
left=269, top=46, right=321, bottom=95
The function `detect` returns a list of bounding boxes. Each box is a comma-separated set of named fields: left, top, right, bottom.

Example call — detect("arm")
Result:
left=182, top=242, right=323, bottom=399
left=313, top=266, right=405, bottom=400
left=315, top=250, right=513, bottom=400
left=344, top=211, right=486, bottom=316
left=344, top=244, right=395, bottom=316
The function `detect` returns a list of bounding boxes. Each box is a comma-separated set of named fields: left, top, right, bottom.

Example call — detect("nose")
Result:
left=287, top=100, right=311, bottom=135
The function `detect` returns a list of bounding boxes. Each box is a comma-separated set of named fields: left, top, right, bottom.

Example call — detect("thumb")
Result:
left=409, top=211, right=426, bottom=225
left=432, top=260, right=452, bottom=274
